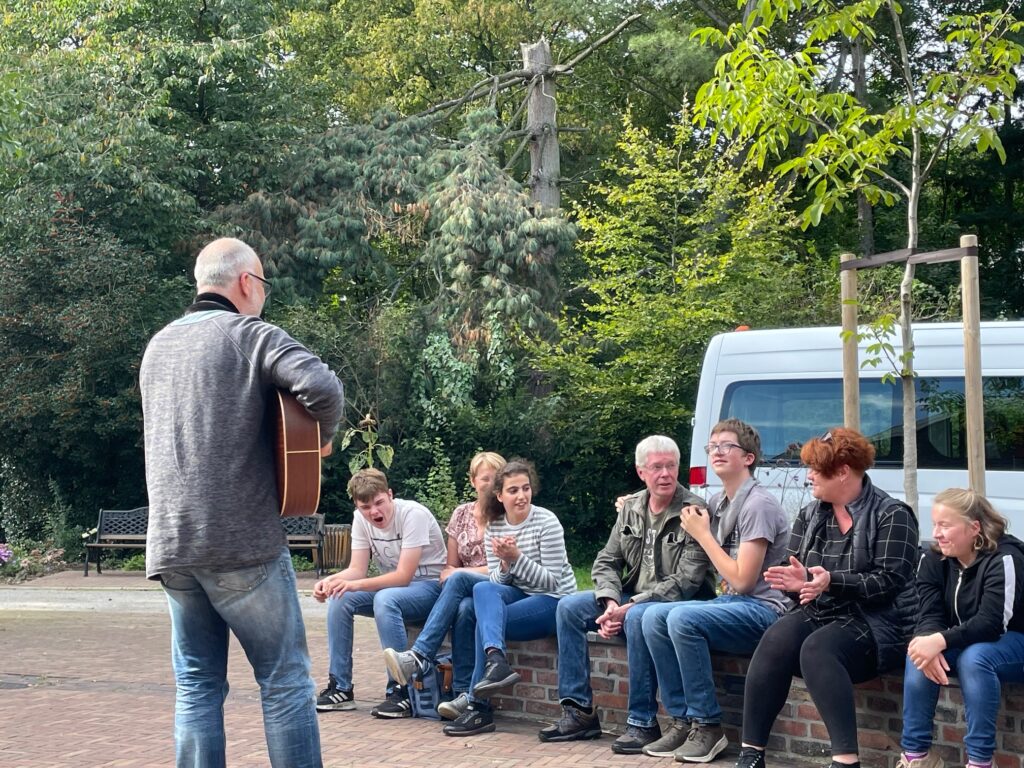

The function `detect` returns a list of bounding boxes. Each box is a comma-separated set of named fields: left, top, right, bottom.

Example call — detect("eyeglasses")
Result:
left=704, top=441, right=745, bottom=456
left=644, top=462, right=679, bottom=474
left=820, top=431, right=833, bottom=443
left=246, top=271, right=272, bottom=297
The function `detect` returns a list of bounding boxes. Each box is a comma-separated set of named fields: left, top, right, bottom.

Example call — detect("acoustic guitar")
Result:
left=272, top=390, right=322, bottom=517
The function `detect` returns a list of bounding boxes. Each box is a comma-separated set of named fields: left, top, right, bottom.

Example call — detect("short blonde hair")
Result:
left=469, top=452, right=505, bottom=480
left=933, top=487, right=1007, bottom=553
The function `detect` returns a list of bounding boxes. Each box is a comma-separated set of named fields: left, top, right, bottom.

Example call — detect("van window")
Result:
left=721, top=377, right=1024, bottom=471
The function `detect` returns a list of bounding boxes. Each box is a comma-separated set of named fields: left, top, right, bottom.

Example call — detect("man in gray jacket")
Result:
left=140, top=237, right=344, bottom=768
left=539, top=435, right=714, bottom=753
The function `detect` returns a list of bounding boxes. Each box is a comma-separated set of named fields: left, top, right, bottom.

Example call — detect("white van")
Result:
left=688, top=321, right=1024, bottom=533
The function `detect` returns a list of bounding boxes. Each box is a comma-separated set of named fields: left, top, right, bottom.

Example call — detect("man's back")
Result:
left=141, top=309, right=343, bottom=577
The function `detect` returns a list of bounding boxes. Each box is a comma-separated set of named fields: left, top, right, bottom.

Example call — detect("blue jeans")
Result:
left=643, top=595, right=780, bottom=724
left=326, top=578, right=443, bottom=693
left=901, top=631, right=1024, bottom=762
left=555, top=590, right=666, bottom=728
left=160, top=548, right=321, bottom=768
left=468, top=580, right=560, bottom=705
left=410, top=569, right=486, bottom=693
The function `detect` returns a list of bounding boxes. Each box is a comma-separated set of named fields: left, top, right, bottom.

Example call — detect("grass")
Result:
left=573, top=565, right=594, bottom=591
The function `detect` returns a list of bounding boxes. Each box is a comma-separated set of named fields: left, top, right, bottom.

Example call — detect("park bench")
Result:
left=281, top=513, right=326, bottom=576
left=83, top=508, right=326, bottom=576
left=83, top=506, right=149, bottom=576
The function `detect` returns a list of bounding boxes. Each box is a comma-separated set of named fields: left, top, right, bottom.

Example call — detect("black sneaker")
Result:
left=538, top=704, right=602, bottom=742
left=316, top=675, right=355, bottom=711
left=735, top=747, right=767, bottom=768
left=371, top=686, right=412, bottom=719
left=471, top=650, right=521, bottom=696
left=443, top=702, right=496, bottom=737
left=611, top=722, right=662, bottom=754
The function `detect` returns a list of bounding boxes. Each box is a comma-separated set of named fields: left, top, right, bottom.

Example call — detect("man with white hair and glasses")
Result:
left=141, top=237, right=344, bottom=768
left=539, top=435, right=715, bottom=754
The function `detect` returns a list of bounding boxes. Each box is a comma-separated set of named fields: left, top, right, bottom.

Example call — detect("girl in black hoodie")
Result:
left=899, top=488, right=1024, bottom=768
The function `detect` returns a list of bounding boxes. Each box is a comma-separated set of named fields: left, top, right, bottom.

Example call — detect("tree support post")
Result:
left=840, top=252, right=860, bottom=431
left=960, top=234, right=986, bottom=495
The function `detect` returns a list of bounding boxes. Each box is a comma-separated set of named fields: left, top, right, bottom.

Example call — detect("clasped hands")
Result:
left=595, top=598, right=631, bottom=639
left=908, top=633, right=950, bottom=685
left=764, top=556, right=830, bottom=605
left=312, top=573, right=361, bottom=602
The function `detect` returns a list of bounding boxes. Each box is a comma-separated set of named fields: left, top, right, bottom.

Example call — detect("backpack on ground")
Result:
left=408, top=654, right=454, bottom=719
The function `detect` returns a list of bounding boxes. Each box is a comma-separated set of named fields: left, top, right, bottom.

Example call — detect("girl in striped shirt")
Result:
left=442, top=458, right=576, bottom=737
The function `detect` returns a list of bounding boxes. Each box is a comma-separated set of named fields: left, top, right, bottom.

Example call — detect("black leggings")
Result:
left=741, top=611, right=878, bottom=755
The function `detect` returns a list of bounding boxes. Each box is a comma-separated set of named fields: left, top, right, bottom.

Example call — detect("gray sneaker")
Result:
left=674, top=723, right=727, bottom=763
left=437, top=692, right=471, bottom=721
left=382, top=647, right=428, bottom=686
left=611, top=722, right=662, bottom=754
left=642, top=718, right=692, bottom=757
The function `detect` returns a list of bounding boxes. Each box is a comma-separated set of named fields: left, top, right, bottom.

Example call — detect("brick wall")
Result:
left=488, top=635, right=1024, bottom=768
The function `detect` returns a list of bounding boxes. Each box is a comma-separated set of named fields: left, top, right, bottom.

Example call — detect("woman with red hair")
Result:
left=733, top=428, right=920, bottom=768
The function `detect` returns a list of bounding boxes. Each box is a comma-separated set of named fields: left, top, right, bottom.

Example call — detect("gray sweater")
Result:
left=140, top=308, right=344, bottom=577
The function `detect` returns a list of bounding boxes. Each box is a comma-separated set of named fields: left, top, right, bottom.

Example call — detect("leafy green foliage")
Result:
left=534, top=112, right=828, bottom=543
left=425, top=111, right=577, bottom=335
left=340, top=414, right=395, bottom=475
left=0, top=194, right=188, bottom=532
left=693, top=0, right=1024, bottom=235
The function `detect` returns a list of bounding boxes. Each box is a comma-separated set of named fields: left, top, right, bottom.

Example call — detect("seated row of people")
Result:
left=311, top=424, right=1024, bottom=768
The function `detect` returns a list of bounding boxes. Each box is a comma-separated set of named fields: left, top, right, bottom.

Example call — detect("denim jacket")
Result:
left=591, top=483, right=716, bottom=605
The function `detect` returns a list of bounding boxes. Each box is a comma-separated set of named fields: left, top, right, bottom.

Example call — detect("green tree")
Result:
left=692, top=0, right=1024, bottom=510
left=535, top=112, right=828, bottom=546
left=0, top=194, right=189, bottom=535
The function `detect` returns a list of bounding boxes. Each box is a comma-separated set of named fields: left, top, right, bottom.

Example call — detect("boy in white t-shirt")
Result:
left=314, top=468, right=447, bottom=718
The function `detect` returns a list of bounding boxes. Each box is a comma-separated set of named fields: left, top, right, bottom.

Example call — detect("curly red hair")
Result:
left=800, top=427, right=875, bottom=477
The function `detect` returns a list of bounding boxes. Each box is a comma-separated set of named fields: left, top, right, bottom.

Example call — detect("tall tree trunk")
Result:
left=522, top=39, right=560, bottom=211
left=853, top=36, right=875, bottom=256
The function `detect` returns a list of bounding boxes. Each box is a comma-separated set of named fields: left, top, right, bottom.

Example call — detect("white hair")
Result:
left=635, top=435, right=680, bottom=467
left=194, top=238, right=259, bottom=288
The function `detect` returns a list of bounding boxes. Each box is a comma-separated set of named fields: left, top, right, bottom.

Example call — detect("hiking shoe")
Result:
left=471, top=650, right=521, bottom=696
left=675, top=723, right=728, bottom=763
left=316, top=675, right=355, bottom=711
left=383, top=647, right=429, bottom=686
left=437, top=692, right=471, bottom=721
left=538, top=704, right=603, bottom=742
left=611, top=722, right=662, bottom=754
left=734, top=747, right=766, bottom=768
left=443, top=702, right=496, bottom=737
left=896, top=754, right=945, bottom=768
left=643, top=718, right=692, bottom=757
left=371, top=686, right=412, bottom=719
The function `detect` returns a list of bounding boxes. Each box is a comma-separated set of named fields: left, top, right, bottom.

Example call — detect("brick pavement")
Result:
left=0, top=571, right=746, bottom=768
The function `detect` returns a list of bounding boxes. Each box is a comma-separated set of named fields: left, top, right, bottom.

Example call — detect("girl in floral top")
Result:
left=382, top=452, right=505, bottom=716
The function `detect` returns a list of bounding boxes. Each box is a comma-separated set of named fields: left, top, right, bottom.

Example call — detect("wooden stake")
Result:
left=960, top=234, right=986, bottom=494
left=840, top=252, right=860, bottom=431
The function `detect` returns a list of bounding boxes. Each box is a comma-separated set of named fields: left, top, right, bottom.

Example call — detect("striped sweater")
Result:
left=485, top=505, right=576, bottom=597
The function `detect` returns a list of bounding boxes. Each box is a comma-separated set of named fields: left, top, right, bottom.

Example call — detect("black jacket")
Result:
left=915, top=534, right=1024, bottom=649
left=791, top=474, right=920, bottom=672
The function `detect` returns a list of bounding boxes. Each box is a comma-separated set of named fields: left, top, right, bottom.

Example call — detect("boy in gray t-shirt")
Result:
left=313, top=468, right=447, bottom=718
left=639, top=419, right=791, bottom=763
